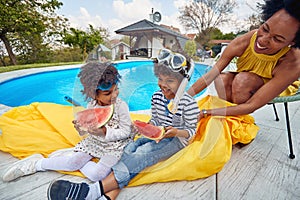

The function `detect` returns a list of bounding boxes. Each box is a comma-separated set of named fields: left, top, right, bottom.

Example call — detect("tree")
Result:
left=238, top=2, right=262, bottom=33
left=208, top=28, right=236, bottom=40
left=247, top=10, right=262, bottom=31
left=62, top=25, right=109, bottom=61
left=184, top=40, right=197, bottom=58
left=179, top=0, right=237, bottom=45
left=0, top=0, right=67, bottom=65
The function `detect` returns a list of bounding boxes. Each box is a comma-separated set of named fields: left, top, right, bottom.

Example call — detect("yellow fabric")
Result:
left=0, top=103, right=81, bottom=158
left=279, top=80, right=300, bottom=96
left=0, top=96, right=259, bottom=185
left=128, top=95, right=259, bottom=186
left=236, top=32, right=290, bottom=79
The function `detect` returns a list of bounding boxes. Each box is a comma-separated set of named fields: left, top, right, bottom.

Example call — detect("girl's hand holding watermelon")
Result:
left=72, top=120, right=106, bottom=136
left=72, top=120, right=88, bottom=136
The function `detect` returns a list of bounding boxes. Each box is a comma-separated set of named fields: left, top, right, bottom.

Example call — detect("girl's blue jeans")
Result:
left=111, top=137, right=184, bottom=188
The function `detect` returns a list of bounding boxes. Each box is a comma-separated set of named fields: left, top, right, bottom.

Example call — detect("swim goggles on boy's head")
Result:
left=157, top=49, right=187, bottom=72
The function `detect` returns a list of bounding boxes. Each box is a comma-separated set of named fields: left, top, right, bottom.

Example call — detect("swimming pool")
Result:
left=0, top=60, right=209, bottom=111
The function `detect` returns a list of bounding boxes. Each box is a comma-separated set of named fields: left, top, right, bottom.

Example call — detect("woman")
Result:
left=188, top=0, right=300, bottom=119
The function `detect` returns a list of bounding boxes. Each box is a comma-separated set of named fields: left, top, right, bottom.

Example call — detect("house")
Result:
left=111, top=41, right=130, bottom=60
left=185, top=33, right=197, bottom=40
left=115, top=19, right=189, bottom=59
left=86, top=44, right=111, bottom=62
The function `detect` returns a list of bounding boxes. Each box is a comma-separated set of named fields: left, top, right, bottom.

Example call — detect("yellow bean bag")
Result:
left=0, top=95, right=259, bottom=185
left=129, top=95, right=259, bottom=186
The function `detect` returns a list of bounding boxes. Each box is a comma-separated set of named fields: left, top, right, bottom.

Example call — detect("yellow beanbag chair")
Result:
left=128, top=95, right=259, bottom=186
left=0, top=95, right=259, bottom=185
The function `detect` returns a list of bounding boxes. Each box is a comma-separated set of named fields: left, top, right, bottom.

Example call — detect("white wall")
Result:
left=152, top=38, right=164, bottom=58
left=111, top=44, right=130, bottom=60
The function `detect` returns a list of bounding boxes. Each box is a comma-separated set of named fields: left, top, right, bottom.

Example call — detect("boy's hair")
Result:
left=78, top=62, right=121, bottom=100
left=261, top=0, right=300, bottom=48
left=154, top=59, right=191, bottom=82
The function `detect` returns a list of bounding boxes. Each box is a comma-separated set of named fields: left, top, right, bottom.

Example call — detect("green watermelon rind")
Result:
left=96, top=104, right=114, bottom=128
left=133, top=120, right=165, bottom=140
left=76, top=104, right=114, bottom=132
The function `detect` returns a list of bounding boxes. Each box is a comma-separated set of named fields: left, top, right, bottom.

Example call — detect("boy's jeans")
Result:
left=112, top=137, right=184, bottom=188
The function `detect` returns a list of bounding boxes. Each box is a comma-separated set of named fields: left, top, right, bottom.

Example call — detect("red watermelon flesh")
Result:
left=133, top=120, right=165, bottom=140
left=76, top=105, right=114, bottom=131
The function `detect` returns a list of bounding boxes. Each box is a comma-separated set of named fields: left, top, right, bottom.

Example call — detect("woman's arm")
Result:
left=187, top=30, right=255, bottom=97
left=201, top=49, right=300, bottom=117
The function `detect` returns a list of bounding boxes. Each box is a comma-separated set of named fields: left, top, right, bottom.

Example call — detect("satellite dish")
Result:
left=153, top=11, right=161, bottom=23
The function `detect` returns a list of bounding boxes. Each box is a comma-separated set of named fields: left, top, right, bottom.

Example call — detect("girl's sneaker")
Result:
left=2, top=154, right=44, bottom=182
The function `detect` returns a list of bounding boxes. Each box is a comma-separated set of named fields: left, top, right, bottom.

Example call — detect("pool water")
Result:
left=0, top=61, right=208, bottom=111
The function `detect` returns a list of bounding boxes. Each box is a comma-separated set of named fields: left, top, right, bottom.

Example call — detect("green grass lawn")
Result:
left=0, top=62, right=82, bottom=73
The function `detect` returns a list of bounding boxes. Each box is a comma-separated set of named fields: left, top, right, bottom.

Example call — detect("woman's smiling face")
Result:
left=157, top=74, right=180, bottom=100
left=255, top=9, right=300, bottom=55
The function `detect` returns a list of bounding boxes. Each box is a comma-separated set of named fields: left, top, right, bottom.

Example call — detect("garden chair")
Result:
left=269, top=82, right=300, bottom=159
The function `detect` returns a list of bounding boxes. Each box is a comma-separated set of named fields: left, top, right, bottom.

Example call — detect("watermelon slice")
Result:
left=133, top=120, right=165, bottom=140
left=75, top=104, right=114, bottom=131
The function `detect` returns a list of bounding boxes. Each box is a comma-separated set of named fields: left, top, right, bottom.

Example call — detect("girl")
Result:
left=2, top=62, right=134, bottom=182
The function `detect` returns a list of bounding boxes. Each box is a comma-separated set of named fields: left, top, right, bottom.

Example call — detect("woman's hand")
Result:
left=198, top=109, right=208, bottom=121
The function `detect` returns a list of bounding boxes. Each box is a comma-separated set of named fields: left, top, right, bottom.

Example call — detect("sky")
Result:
left=57, top=0, right=263, bottom=39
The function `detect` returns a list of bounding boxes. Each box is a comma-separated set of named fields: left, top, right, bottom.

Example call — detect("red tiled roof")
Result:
left=209, top=39, right=232, bottom=44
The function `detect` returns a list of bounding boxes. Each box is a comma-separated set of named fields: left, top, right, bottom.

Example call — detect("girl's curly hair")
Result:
left=78, top=62, right=121, bottom=101
left=260, top=0, right=300, bottom=48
